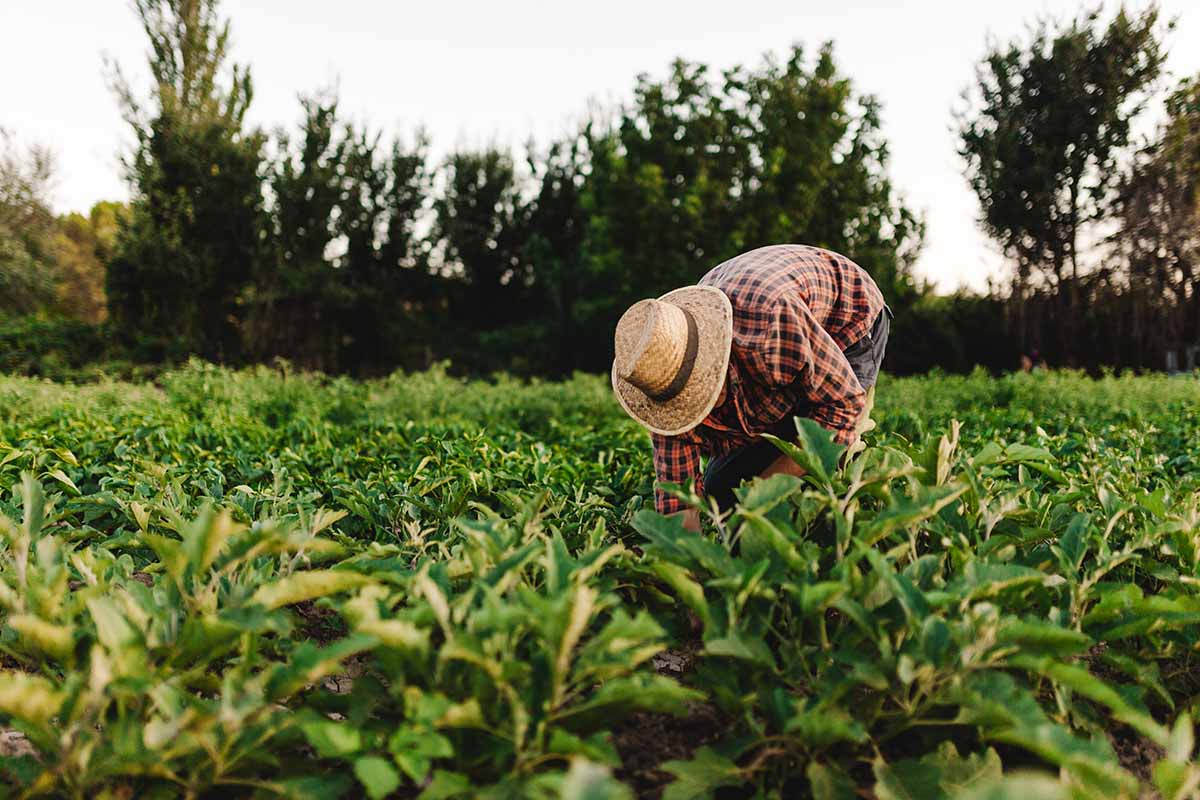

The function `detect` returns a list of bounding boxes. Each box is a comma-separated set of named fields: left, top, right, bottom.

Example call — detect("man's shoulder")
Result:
left=701, top=245, right=877, bottom=296
left=701, top=244, right=808, bottom=277
left=699, top=244, right=831, bottom=304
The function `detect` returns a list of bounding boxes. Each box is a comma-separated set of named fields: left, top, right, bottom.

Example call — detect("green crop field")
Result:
left=0, top=364, right=1198, bottom=799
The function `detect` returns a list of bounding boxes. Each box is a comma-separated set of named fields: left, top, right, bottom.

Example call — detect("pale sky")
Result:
left=3, top=0, right=1199, bottom=292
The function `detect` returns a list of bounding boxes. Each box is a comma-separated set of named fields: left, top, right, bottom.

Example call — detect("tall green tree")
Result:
left=957, top=5, right=1166, bottom=363
left=106, top=0, right=264, bottom=360
left=582, top=59, right=738, bottom=307
left=249, top=96, right=347, bottom=368
left=575, top=43, right=923, bottom=371
left=525, top=137, right=588, bottom=375
left=335, top=127, right=432, bottom=372
left=432, top=148, right=531, bottom=365
left=0, top=130, right=59, bottom=315
left=252, top=96, right=431, bottom=373
left=1109, top=73, right=1200, bottom=366
left=727, top=44, right=923, bottom=306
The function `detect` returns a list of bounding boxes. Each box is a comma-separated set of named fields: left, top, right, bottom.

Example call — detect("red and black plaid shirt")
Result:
left=651, top=245, right=884, bottom=514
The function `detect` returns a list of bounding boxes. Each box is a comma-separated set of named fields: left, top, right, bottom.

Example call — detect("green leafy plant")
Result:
left=0, top=364, right=1196, bottom=797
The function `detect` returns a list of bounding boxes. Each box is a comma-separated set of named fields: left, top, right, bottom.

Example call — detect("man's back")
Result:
left=699, top=244, right=884, bottom=352
left=638, top=243, right=889, bottom=514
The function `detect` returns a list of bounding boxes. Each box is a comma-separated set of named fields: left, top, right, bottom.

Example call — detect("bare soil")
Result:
left=612, top=702, right=727, bottom=799
left=613, top=641, right=728, bottom=798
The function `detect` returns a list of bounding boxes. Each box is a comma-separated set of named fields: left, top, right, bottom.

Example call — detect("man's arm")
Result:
left=672, top=508, right=701, bottom=532
left=744, top=297, right=866, bottom=447
left=650, top=432, right=704, bottom=526
left=801, top=338, right=866, bottom=448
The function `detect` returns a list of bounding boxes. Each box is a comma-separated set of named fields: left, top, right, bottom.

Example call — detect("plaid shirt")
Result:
left=651, top=245, right=884, bottom=514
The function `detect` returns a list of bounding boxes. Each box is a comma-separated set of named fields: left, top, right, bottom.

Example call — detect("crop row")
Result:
left=0, top=365, right=1196, bottom=798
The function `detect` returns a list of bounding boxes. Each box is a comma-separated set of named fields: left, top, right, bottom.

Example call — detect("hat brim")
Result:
left=612, top=285, right=733, bottom=436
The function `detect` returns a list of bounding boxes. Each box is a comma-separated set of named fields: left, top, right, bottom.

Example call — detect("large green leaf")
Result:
left=995, top=619, right=1091, bottom=657
left=554, top=674, right=702, bottom=731
left=785, top=706, right=867, bottom=747
left=928, top=743, right=1003, bottom=793
left=7, top=614, right=74, bottom=662
left=955, top=672, right=1136, bottom=796
left=300, top=715, right=363, bottom=758
left=760, top=417, right=845, bottom=490
left=874, top=742, right=1003, bottom=800
left=661, top=747, right=742, bottom=800
left=874, top=758, right=942, bottom=800
left=355, top=756, right=402, bottom=800
left=633, top=509, right=736, bottom=576
left=252, top=569, right=372, bottom=609
left=859, top=483, right=967, bottom=546
left=866, top=549, right=930, bottom=623
left=418, top=770, right=474, bottom=800
left=558, top=758, right=634, bottom=800
left=733, top=472, right=803, bottom=515
left=807, top=762, right=857, bottom=800
left=1010, top=655, right=1169, bottom=745
left=703, top=631, right=775, bottom=668
left=390, top=727, right=454, bottom=782
left=0, top=671, right=63, bottom=726
left=956, top=773, right=1070, bottom=800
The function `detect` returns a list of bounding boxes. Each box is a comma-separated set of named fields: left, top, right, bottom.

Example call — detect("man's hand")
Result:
left=763, top=452, right=806, bottom=479
left=671, top=508, right=701, bottom=533
left=845, top=385, right=877, bottom=462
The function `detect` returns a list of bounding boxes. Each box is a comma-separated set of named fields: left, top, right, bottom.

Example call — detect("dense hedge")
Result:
left=0, top=316, right=174, bottom=382
left=0, top=296, right=1026, bottom=382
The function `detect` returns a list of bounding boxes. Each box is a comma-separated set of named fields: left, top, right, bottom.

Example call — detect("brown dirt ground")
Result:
left=0, top=728, right=34, bottom=758
left=612, top=702, right=727, bottom=799
left=614, top=641, right=728, bottom=799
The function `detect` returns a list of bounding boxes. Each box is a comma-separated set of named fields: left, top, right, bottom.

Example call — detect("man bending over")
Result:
left=611, top=244, right=891, bottom=531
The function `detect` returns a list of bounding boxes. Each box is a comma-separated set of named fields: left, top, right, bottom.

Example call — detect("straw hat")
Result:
left=611, top=285, right=734, bottom=436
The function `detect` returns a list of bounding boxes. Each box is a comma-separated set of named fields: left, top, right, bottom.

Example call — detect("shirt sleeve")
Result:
left=650, top=432, right=704, bottom=515
left=742, top=297, right=866, bottom=446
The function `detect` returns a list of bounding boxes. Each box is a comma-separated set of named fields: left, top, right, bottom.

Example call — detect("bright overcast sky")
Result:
left=4, top=0, right=1199, bottom=292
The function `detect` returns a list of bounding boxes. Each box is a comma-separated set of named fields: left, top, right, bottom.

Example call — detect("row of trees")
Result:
left=92, top=0, right=925, bottom=375
left=3, top=0, right=1195, bottom=376
left=959, top=5, right=1199, bottom=369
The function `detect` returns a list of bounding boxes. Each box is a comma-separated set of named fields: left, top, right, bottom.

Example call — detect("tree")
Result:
left=335, top=126, right=432, bottom=372
left=432, top=148, right=531, bottom=359
left=250, top=95, right=432, bottom=372
left=525, top=137, right=588, bottom=375
left=575, top=43, right=923, bottom=372
left=53, top=202, right=125, bottom=323
left=727, top=44, right=923, bottom=306
left=106, top=0, right=264, bottom=360
left=248, top=96, right=347, bottom=368
left=582, top=59, right=739, bottom=307
left=0, top=130, right=59, bottom=315
left=958, top=5, right=1167, bottom=363
left=1109, top=73, right=1200, bottom=366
